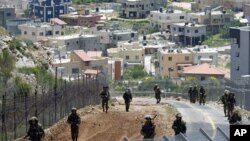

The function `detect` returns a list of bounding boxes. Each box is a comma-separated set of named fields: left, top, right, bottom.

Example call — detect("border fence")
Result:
left=0, top=74, right=106, bottom=141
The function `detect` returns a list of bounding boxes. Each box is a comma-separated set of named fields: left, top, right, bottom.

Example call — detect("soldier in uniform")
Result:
left=172, top=113, right=187, bottom=135
left=188, top=87, right=193, bottom=103
left=228, top=92, right=236, bottom=117
left=155, top=87, right=162, bottom=104
left=67, top=107, right=81, bottom=141
left=192, top=86, right=198, bottom=103
left=218, top=90, right=229, bottom=117
left=123, top=88, right=133, bottom=112
left=199, top=86, right=206, bottom=105
left=99, top=86, right=110, bottom=113
left=23, top=116, right=45, bottom=141
left=140, top=115, right=156, bottom=139
left=153, top=84, right=158, bottom=92
left=229, top=110, right=242, bottom=125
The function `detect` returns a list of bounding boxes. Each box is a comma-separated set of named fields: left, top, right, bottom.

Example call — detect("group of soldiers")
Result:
left=188, top=86, right=206, bottom=105
left=219, top=90, right=242, bottom=124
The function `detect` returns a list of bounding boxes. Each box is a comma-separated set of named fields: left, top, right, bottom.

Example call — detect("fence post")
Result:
left=54, top=67, right=58, bottom=122
left=13, top=92, right=17, bottom=139
left=35, top=86, right=38, bottom=117
left=1, top=95, right=6, bottom=141
left=25, top=92, right=28, bottom=132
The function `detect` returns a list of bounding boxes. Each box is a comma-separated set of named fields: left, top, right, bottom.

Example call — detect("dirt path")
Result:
left=27, top=97, right=176, bottom=141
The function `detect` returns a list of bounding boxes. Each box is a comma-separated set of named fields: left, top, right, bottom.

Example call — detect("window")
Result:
left=6, top=13, right=12, bottom=16
left=135, top=55, right=139, bottom=60
left=187, top=29, right=190, bottom=33
left=48, top=10, right=52, bottom=15
left=235, top=66, right=239, bottom=71
left=235, top=52, right=239, bottom=57
left=72, top=68, right=79, bottom=74
left=178, top=66, right=182, bottom=70
left=32, top=32, right=35, bottom=36
left=151, top=3, right=154, bottom=7
left=168, top=57, right=172, bottom=61
left=40, top=10, right=43, bottom=14
left=39, top=32, right=44, bottom=36
left=185, top=56, right=190, bottom=61
left=209, top=55, right=213, bottom=59
left=126, top=56, right=129, bottom=60
left=76, top=41, right=79, bottom=44
left=55, top=31, right=59, bottom=35
left=200, top=76, right=206, bottom=81
left=173, top=27, right=176, bottom=31
left=67, top=42, right=70, bottom=46
left=180, top=16, right=185, bottom=19
left=198, top=56, right=201, bottom=60
left=60, top=10, right=64, bottom=14
left=195, top=30, right=199, bottom=33
left=85, top=61, right=90, bottom=66
left=131, top=33, right=135, bottom=38
left=101, top=36, right=103, bottom=39
left=61, top=32, right=64, bottom=35
left=24, top=31, right=27, bottom=35
left=166, top=16, right=170, bottom=20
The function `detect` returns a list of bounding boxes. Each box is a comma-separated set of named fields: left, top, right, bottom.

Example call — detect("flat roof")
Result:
left=160, top=49, right=190, bottom=54
left=151, top=10, right=184, bottom=14
left=173, top=22, right=205, bottom=27
left=50, top=34, right=97, bottom=40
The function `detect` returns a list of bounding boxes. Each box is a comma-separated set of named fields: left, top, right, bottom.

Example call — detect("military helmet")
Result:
left=224, top=90, right=229, bottom=94
left=144, top=115, right=152, bottom=120
left=155, top=84, right=158, bottom=86
left=72, top=107, right=77, bottom=111
left=30, top=116, right=38, bottom=121
left=176, top=113, right=182, bottom=118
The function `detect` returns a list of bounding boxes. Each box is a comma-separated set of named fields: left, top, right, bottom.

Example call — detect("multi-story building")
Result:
left=230, top=26, right=250, bottom=80
left=52, top=50, right=108, bottom=77
left=170, top=22, right=206, bottom=46
left=156, top=48, right=193, bottom=78
left=224, top=0, right=250, bottom=11
left=29, top=0, right=71, bottom=22
left=48, top=34, right=104, bottom=52
left=149, top=10, right=187, bottom=31
left=6, top=18, right=34, bottom=35
left=187, top=45, right=218, bottom=66
left=188, top=10, right=233, bottom=33
left=0, top=7, right=16, bottom=28
left=244, top=4, right=250, bottom=22
left=191, top=0, right=222, bottom=12
left=60, top=14, right=102, bottom=27
left=18, top=20, right=66, bottom=41
left=118, top=0, right=167, bottom=19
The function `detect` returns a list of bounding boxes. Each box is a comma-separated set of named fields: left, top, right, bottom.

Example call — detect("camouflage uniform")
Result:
left=100, top=86, right=110, bottom=113
left=192, top=87, right=198, bottom=103
left=219, top=91, right=229, bottom=117
left=227, top=93, right=236, bottom=117
left=155, top=87, right=161, bottom=104
left=229, top=111, right=242, bottom=125
left=123, top=89, right=132, bottom=112
left=172, top=113, right=187, bottom=135
left=188, top=87, right=193, bottom=103
left=199, top=86, right=206, bottom=105
left=141, top=115, right=156, bottom=139
left=24, top=117, right=45, bottom=141
left=67, top=108, right=81, bottom=141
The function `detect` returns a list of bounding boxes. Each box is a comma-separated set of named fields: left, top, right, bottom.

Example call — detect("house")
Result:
left=0, top=7, right=16, bottom=28
left=59, top=14, right=102, bottom=27
left=224, top=0, right=250, bottom=11
left=230, top=26, right=250, bottom=80
left=18, top=21, right=65, bottom=42
left=187, top=45, right=218, bottom=66
left=118, top=0, right=167, bottom=19
left=48, top=34, right=103, bottom=52
left=52, top=50, right=108, bottom=77
left=29, top=0, right=71, bottom=22
left=170, top=22, right=206, bottom=46
left=181, top=63, right=226, bottom=81
left=156, top=48, right=193, bottom=78
left=188, top=10, right=233, bottom=33
left=149, top=9, right=187, bottom=31
left=6, top=18, right=33, bottom=35
left=191, top=0, right=223, bottom=12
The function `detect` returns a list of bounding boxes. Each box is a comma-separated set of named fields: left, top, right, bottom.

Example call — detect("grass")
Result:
left=164, top=104, right=178, bottom=115
left=202, top=34, right=230, bottom=47
left=225, top=62, right=230, bottom=69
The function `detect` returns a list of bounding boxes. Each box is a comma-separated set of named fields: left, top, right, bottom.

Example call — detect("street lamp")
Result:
left=168, top=67, right=174, bottom=79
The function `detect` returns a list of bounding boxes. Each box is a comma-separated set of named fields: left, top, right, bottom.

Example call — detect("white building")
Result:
left=149, top=10, right=187, bottom=31
left=170, top=22, right=206, bottom=46
left=18, top=22, right=65, bottom=42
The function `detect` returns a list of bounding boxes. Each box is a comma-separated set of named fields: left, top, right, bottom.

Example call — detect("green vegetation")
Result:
left=14, top=76, right=32, bottom=96
left=65, top=26, right=81, bottom=35
left=73, top=0, right=114, bottom=4
left=138, top=78, right=177, bottom=91
left=0, top=26, right=8, bottom=36
left=203, top=20, right=243, bottom=47
left=9, top=38, right=22, bottom=51
left=123, top=65, right=149, bottom=80
left=225, top=62, right=230, bottom=69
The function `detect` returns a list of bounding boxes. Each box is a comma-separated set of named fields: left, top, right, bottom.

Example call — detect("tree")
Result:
left=220, top=20, right=243, bottom=39
left=14, top=76, right=32, bottom=96
left=123, top=65, right=148, bottom=80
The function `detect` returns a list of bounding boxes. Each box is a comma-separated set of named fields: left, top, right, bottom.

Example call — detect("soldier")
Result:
left=229, top=110, right=242, bottom=125
left=123, top=88, right=133, bottom=112
left=155, top=87, right=161, bottom=104
left=153, top=84, right=158, bottom=92
left=199, top=86, right=206, bottom=105
left=140, top=115, right=156, bottom=139
left=218, top=90, right=229, bottom=117
left=192, top=86, right=198, bottom=103
left=99, top=86, right=110, bottom=113
left=23, top=116, right=45, bottom=141
left=188, top=87, right=193, bottom=103
left=172, top=113, right=187, bottom=135
left=67, top=107, right=81, bottom=141
left=228, top=92, right=236, bottom=117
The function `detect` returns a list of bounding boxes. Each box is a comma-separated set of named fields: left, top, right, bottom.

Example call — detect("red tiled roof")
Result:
left=50, top=18, right=67, bottom=25
left=84, top=69, right=100, bottom=75
left=182, top=63, right=226, bottom=75
left=87, top=51, right=102, bottom=58
left=73, top=50, right=92, bottom=61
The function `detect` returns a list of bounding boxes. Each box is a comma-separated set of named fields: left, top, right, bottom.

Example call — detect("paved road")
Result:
left=167, top=100, right=229, bottom=141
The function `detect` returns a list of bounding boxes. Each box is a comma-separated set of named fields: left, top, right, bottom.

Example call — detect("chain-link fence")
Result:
left=0, top=74, right=106, bottom=141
